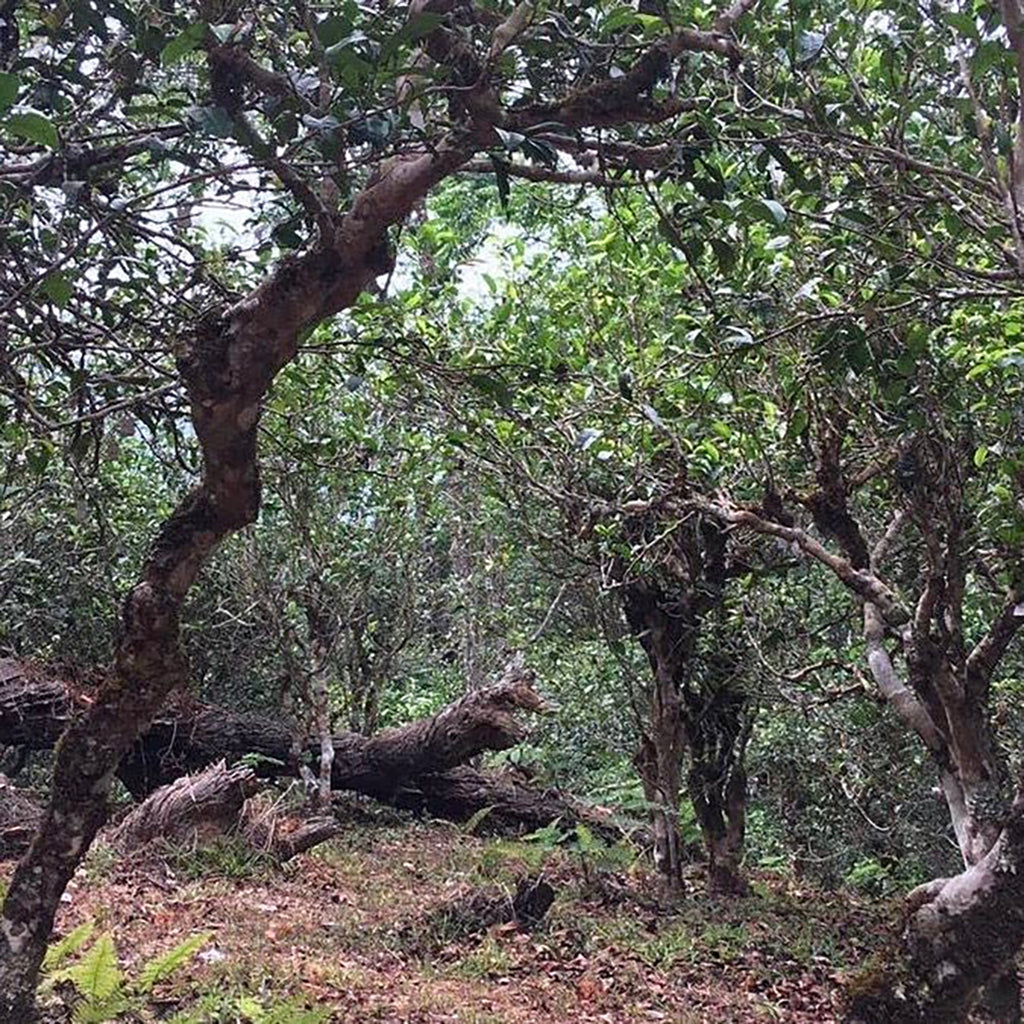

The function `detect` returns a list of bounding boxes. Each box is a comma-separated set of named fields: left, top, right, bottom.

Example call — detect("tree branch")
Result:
left=693, top=498, right=911, bottom=626
left=966, top=585, right=1024, bottom=701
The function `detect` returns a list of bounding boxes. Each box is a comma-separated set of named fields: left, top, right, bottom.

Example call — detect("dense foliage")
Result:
left=4, top=0, right=1024, bottom=1019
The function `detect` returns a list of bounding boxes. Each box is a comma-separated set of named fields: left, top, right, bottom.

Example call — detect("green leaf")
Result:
left=73, top=992, right=130, bottom=1024
left=66, top=932, right=122, bottom=1001
left=136, top=932, right=213, bottom=993
left=44, top=921, right=96, bottom=972
left=974, top=446, right=988, bottom=468
left=316, top=14, right=355, bottom=48
left=693, top=175, right=725, bottom=201
left=4, top=109, right=58, bottom=149
left=39, top=271, right=73, bottom=308
left=0, top=72, right=19, bottom=113
left=467, top=372, right=512, bottom=407
left=787, top=407, right=809, bottom=439
left=845, top=338, right=871, bottom=374
left=796, top=29, right=826, bottom=68
left=380, top=12, right=443, bottom=62
left=461, top=805, right=495, bottom=834
left=755, top=198, right=787, bottom=225
left=520, top=137, right=558, bottom=169
left=161, top=23, right=207, bottom=66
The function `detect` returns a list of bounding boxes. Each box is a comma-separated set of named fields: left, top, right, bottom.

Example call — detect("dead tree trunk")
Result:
left=0, top=660, right=631, bottom=848
left=110, top=761, right=260, bottom=850
left=110, top=761, right=341, bottom=861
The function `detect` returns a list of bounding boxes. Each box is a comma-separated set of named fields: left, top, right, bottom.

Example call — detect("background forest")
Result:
left=2, top=0, right=1024, bottom=1021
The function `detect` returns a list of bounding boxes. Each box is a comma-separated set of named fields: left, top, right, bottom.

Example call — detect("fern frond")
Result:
left=43, top=920, right=96, bottom=972
left=135, top=931, right=214, bottom=994
left=461, top=804, right=495, bottom=834
left=66, top=932, right=122, bottom=1002
left=72, top=991, right=129, bottom=1024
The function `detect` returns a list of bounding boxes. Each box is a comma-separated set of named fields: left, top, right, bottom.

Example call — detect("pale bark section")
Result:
left=862, top=604, right=943, bottom=754
left=848, top=799, right=1024, bottom=1024
left=110, top=761, right=341, bottom=861
left=310, top=645, right=334, bottom=809
left=110, top=761, right=259, bottom=849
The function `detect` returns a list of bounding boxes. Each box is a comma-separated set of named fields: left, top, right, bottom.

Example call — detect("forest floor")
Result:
left=1, top=806, right=893, bottom=1024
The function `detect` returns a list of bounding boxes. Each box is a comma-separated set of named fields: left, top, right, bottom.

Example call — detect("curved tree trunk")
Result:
left=0, top=138, right=475, bottom=1022
left=848, top=797, right=1024, bottom=1024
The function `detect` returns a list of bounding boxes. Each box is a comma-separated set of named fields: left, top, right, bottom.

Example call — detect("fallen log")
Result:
left=392, top=764, right=637, bottom=842
left=0, top=657, right=549, bottom=795
left=110, top=760, right=260, bottom=849
left=0, top=774, right=42, bottom=858
left=111, top=761, right=341, bottom=861
left=0, top=659, right=635, bottom=845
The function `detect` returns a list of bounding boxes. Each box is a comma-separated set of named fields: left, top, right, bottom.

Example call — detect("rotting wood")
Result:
left=110, top=761, right=340, bottom=861
left=0, top=660, right=636, bottom=848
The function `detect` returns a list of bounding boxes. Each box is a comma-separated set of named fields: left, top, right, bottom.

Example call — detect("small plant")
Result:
left=477, top=839, right=549, bottom=881
left=162, top=834, right=274, bottom=881
left=165, top=989, right=333, bottom=1024
left=453, top=935, right=511, bottom=980
left=845, top=856, right=893, bottom=896
left=83, top=841, right=119, bottom=883
left=42, top=921, right=213, bottom=1023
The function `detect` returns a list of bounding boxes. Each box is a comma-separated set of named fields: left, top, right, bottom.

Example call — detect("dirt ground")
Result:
left=1, top=814, right=891, bottom=1023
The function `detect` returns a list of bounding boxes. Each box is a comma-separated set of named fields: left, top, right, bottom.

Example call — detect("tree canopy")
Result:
left=3, top=1, right=1024, bottom=1021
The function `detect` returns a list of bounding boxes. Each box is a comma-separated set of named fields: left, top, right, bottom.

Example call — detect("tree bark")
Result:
left=0, top=660, right=631, bottom=847
left=685, top=652, right=752, bottom=898
left=693, top=760, right=749, bottom=898
left=848, top=796, right=1024, bottom=1024
left=619, top=517, right=748, bottom=897
left=0, top=775, right=42, bottom=859
left=0, top=10, right=753, bottom=1011
left=110, top=761, right=260, bottom=850
left=110, top=761, right=341, bottom=861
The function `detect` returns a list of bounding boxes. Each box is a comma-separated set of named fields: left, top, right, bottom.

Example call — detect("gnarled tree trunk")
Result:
left=704, top=424, right=1024, bottom=1019
left=624, top=584, right=692, bottom=897
left=0, top=141, right=475, bottom=1021
left=686, top=638, right=752, bottom=898
left=0, top=659, right=632, bottom=849
left=848, top=796, right=1024, bottom=1024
